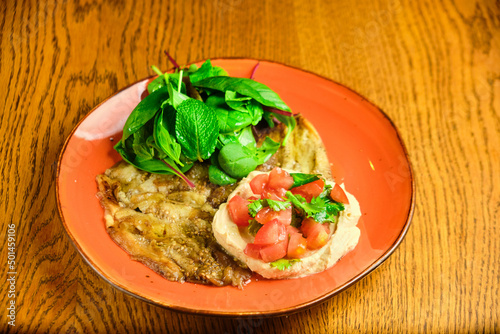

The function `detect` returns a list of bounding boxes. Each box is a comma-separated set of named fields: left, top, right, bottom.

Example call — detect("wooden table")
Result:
left=1, top=0, right=498, bottom=332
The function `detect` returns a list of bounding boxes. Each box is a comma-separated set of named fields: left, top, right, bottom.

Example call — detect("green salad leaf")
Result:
left=115, top=58, right=294, bottom=188
left=208, top=164, right=237, bottom=185
left=193, top=76, right=291, bottom=112
left=175, top=99, right=219, bottom=162
left=189, top=59, right=228, bottom=83
left=122, top=86, right=169, bottom=141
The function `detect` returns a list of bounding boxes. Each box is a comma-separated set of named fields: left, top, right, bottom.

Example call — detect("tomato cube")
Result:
left=330, top=183, right=349, bottom=204
left=267, top=167, right=294, bottom=190
left=244, top=243, right=263, bottom=260
left=260, top=238, right=288, bottom=262
left=300, top=218, right=330, bottom=237
left=261, top=186, right=287, bottom=201
left=300, top=218, right=318, bottom=237
left=287, top=233, right=307, bottom=259
left=286, top=225, right=300, bottom=235
left=291, top=179, right=325, bottom=202
left=227, top=195, right=252, bottom=227
left=254, top=220, right=287, bottom=245
left=249, top=173, right=269, bottom=195
left=255, top=207, right=292, bottom=225
left=306, top=226, right=330, bottom=250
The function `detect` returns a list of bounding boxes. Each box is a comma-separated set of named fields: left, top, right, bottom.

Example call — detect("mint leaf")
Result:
left=175, top=99, right=219, bottom=162
left=270, top=259, right=300, bottom=270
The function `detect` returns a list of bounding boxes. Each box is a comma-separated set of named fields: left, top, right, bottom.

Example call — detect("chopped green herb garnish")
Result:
left=248, top=198, right=291, bottom=217
left=270, top=259, right=301, bottom=270
left=286, top=191, right=344, bottom=223
left=289, top=173, right=320, bottom=188
left=248, top=200, right=264, bottom=217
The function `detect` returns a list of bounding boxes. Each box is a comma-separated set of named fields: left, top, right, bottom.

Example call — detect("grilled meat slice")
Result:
left=97, top=167, right=250, bottom=287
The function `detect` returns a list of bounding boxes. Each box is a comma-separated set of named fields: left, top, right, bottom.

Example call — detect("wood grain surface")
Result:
left=1, top=0, right=499, bottom=332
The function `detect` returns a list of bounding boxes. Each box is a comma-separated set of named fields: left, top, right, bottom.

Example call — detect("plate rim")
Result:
left=56, top=57, right=415, bottom=317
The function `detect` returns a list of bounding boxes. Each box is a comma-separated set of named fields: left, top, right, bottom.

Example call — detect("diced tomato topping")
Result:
left=261, top=186, right=287, bottom=201
left=300, top=217, right=330, bottom=237
left=227, top=195, right=252, bottom=227
left=306, top=226, right=330, bottom=250
left=330, top=183, right=349, bottom=204
left=244, top=243, right=263, bottom=259
left=255, top=207, right=292, bottom=225
left=291, top=179, right=325, bottom=202
left=300, top=218, right=318, bottom=237
left=287, top=233, right=307, bottom=259
left=286, top=225, right=300, bottom=235
left=254, top=220, right=287, bottom=245
left=255, top=207, right=273, bottom=224
left=267, top=167, right=294, bottom=190
left=249, top=173, right=269, bottom=195
left=260, top=238, right=288, bottom=262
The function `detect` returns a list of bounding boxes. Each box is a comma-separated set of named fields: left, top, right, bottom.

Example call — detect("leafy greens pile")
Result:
left=114, top=60, right=296, bottom=187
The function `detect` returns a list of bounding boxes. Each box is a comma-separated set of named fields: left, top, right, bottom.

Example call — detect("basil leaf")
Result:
left=114, top=141, right=192, bottom=175
left=272, top=112, right=296, bottom=145
left=154, top=109, right=183, bottom=166
left=175, top=99, right=219, bottom=162
left=206, top=94, right=254, bottom=133
left=262, top=110, right=276, bottom=128
left=216, top=108, right=254, bottom=134
left=165, top=78, right=190, bottom=109
left=189, top=59, right=228, bottom=83
left=129, top=121, right=155, bottom=160
left=225, top=91, right=264, bottom=125
left=254, top=136, right=280, bottom=165
left=290, top=173, right=320, bottom=188
left=122, top=86, right=169, bottom=141
left=218, top=142, right=258, bottom=178
left=218, top=127, right=256, bottom=150
left=193, top=76, right=291, bottom=112
left=148, top=75, right=167, bottom=94
left=208, top=164, right=237, bottom=185
left=246, top=99, right=264, bottom=125
left=224, top=90, right=252, bottom=112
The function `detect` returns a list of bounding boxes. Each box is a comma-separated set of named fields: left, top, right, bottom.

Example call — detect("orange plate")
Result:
left=56, top=59, right=415, bottom=316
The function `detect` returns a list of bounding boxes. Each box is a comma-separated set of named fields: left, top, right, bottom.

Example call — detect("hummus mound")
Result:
left=212, top=171, right=361, bottom=279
